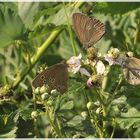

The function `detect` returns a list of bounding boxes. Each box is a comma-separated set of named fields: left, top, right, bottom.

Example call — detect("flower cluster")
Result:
left=67, top=47, right=105, bottom=88
left=34, top=85, right=60, bottom=101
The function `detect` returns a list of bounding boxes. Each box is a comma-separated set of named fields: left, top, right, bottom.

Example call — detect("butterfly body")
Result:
left=32, top=63, right=68, bottom=93
left=72, top=13, right=105, bottom=49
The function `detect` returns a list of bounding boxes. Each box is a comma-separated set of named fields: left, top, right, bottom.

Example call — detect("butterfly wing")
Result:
left=32, top=63, right=68, bottom=93
left=123, top=68, right=140, bottom=85
left=124, top=57, right=140, bottom=70
left=72, top=13, right=105, bottom=48
left=123, top=57, right=140, bottom=85
left=73, top=13, right=89, bottom=45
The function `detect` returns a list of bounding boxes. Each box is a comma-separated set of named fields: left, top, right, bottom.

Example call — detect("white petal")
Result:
left=79, top=68, right=91, bottom=77
left=73, top=65, right=81, bottom=74
left=96, top=61, right=105, bottom=74
left=78, top=53, right=82, bottom=59
left=105, top=56, right=114, bottom=65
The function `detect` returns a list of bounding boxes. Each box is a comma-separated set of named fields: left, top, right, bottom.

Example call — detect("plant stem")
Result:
left=83, top=90, right=104, bottom=137
left=114, top=75, right=123, bottom=95
left=45, top=104, right=63, bottom=138
left=11, top=28, right=62, bottom=89
left=63, top=3, right=77, bottom=56
left=94, top=88, right=109, bottom=137
left=110, top=118, right=116, bottom=138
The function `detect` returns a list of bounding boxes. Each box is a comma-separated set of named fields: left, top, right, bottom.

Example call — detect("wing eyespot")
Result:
left=40, top=75, right=45, bottom=80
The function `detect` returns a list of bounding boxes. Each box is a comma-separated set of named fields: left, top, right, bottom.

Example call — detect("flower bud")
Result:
left=34, top=87, right=40, bottom=95
left=87, top=74, right=103, bottom=88
left=87, top=102, right=94, bottom=110
left=51, top=89, right=59, bottom=97
left=96, top=107, right=101, bottom=114
left=108, top=48, right=120, bottom=59
left=31, top=111, right=38, bottom=119
left=73, top=134, right=80, bottom=138
left=40, top=85, right=48, bottom=94
left=81, top=111, right=88, bottom=120
left=127, top=51, right=133, bottom=57
left=41, top=92, right=49, bottom=100
left=90, top=119, right=94, bottom=123
left=94, top=101, right=100, bottom=106
left=87, top=47, right=98, bottom=60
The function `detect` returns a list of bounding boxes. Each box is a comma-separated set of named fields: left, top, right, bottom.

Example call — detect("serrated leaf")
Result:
left=60, top=101, right=74, bottom=110
left=0, top=112, right=19, bottom=138
left=0, top=5, right=25, bottom=48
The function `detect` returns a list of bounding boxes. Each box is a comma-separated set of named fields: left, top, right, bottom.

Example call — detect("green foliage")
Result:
left=1, top=2, right=140, bottom=138
left=0, top=4, right=26, bottom=48
left=94, top=2, right=140, bottom=15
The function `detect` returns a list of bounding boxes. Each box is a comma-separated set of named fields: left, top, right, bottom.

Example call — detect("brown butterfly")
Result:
left=72, top=13, right=105, bottom=49
left=121, top=57, right=140, bottom=85
left=32, top=63, right=68, bottom=93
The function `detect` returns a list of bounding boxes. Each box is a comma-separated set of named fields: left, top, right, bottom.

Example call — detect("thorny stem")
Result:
left=45, top=103, right=63, bottom=138
left=63, top=3, right=77, bottom=56
left=94, top=88, right=109, bottom=137
left=114, top=75, right=123, bottom=95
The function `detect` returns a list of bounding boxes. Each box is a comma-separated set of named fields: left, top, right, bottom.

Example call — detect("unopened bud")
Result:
left=51, top=89, right=59, bottom=97
left=81, top=111, right=88, bottom=120
left=34, top=87, right=40, bottom=95
left=31, top=111, right=38, bottom=119
left=40, top=85, right=48, bottom=94
left=87, top=102, right=94, bottom=110
left=41, top=92, right=49, bottom=100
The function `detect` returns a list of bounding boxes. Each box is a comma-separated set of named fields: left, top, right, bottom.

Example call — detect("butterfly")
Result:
left=121, top=57, right=140, bottom=85
left=115, top=56, right=140, bottom=85
left=72, top=13, right=105, bottom=49
left=32, top=63, right=68, bottom=93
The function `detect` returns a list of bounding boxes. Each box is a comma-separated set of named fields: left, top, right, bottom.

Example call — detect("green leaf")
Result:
left=0, top=5, right=25, bottom=48
left=68, top=79, right=85, bottom=94
left=60, top=100, right=74, bottom=110
left=67, top=115, right=83, bottom=127
left=46, top=6, right=79, bottom=26
left=18, top=2, right=39, bottom=29
left=0, top=112, right=19, bottom=138
left=94, top=2, right=140, bottom=15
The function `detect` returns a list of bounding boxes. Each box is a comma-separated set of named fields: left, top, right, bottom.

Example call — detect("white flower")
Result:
left=96, top=61, right=105, bottom=74
left=87, top=61, right=105, bottom=88
left=67, top=53, right=82, bottom=74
